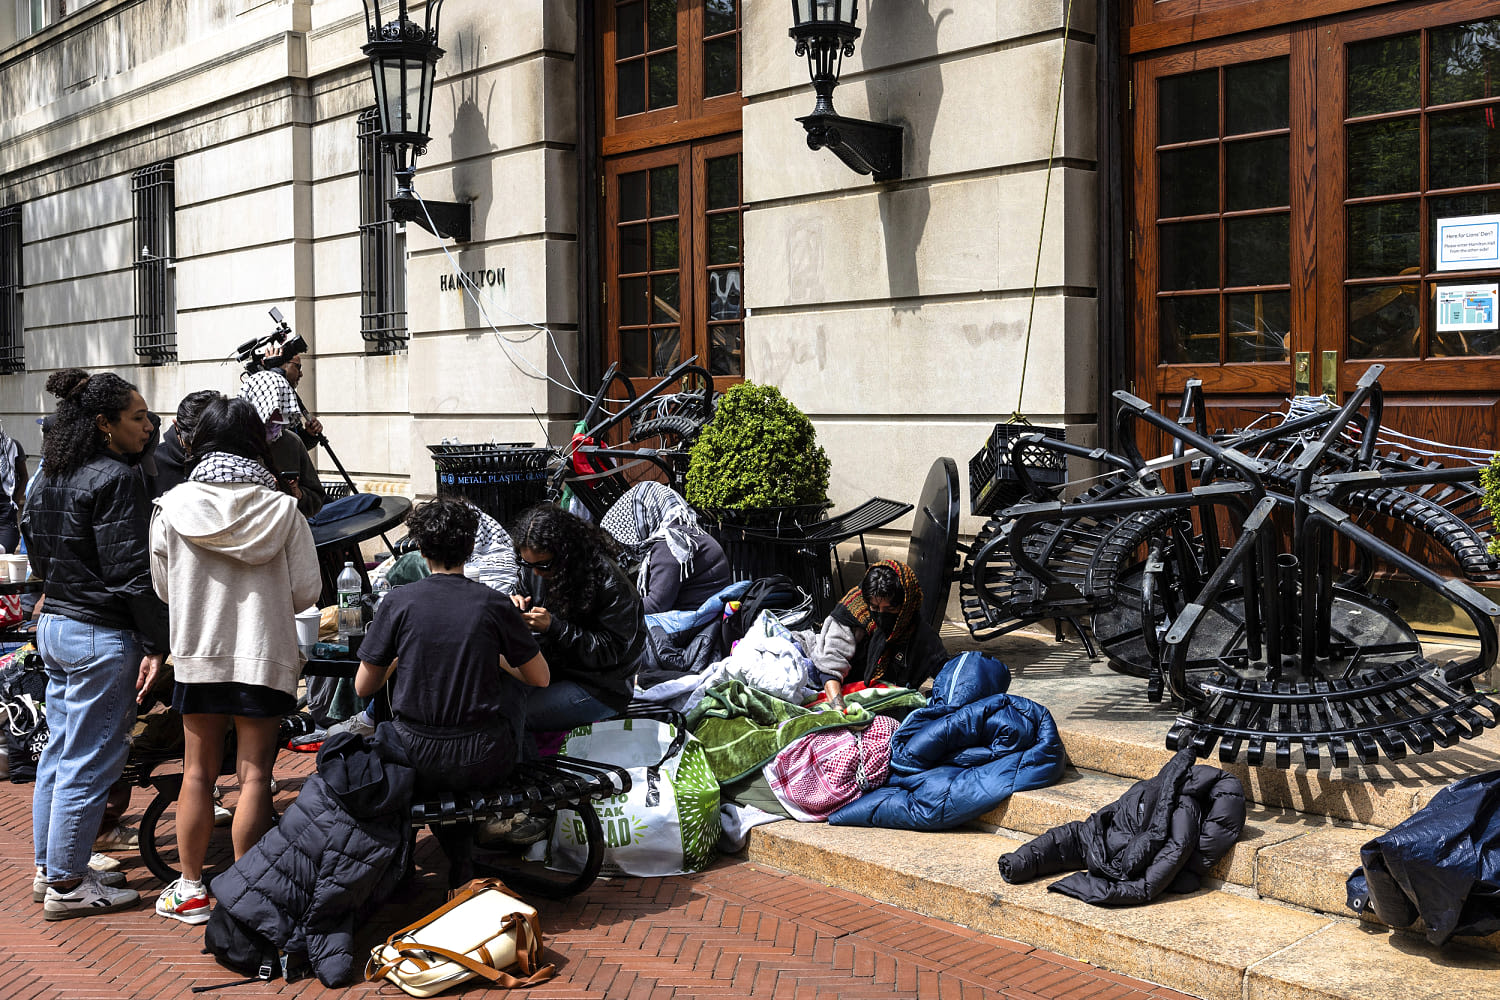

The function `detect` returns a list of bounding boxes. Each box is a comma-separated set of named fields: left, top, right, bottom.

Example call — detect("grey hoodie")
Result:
left=150, top=481, right=322, bottom=696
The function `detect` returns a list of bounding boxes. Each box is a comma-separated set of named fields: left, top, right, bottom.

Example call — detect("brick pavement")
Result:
left=0, top=751, right=1199, bottom=999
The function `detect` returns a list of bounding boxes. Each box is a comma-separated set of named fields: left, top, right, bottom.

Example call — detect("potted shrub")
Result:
left=1482, top=454, right=1500, bottom=557
left=684, top=382, right=831, bottom=525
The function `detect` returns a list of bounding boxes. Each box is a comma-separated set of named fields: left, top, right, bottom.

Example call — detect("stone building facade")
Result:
left=0, top=0, right=1098, bottom=537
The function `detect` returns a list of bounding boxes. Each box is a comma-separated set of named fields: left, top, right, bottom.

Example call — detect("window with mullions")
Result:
left=0, top=205, right=21, bottom=375
left=1342, top=17, right=1500, bottom=359
left=132, top=161, right=176, bottom=365
left=358, top=109, right=407, bottom=354
left=1155, top=57, right=1293, bottom=365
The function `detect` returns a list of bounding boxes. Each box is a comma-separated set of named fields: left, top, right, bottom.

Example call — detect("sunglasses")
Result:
left=516, top=552, right=557, bottom=571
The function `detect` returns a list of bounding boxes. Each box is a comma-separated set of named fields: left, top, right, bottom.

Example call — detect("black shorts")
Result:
left=172, top=681, right=296, bottom=718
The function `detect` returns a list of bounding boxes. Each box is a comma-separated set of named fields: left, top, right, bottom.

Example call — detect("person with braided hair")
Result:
left=811, top=560, right=949, bottom=710
left=20, top=368, right=168, bottom=919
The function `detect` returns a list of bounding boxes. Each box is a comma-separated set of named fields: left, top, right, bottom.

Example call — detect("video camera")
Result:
left=234, top=307, right=308, bottom=374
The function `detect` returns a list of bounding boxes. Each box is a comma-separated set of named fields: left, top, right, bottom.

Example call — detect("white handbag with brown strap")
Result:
left=365, top=878, right=555, bottom=997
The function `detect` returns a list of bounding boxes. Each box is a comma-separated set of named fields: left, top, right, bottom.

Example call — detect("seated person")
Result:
left=238, top=369, right=326, bottom=518
left=812, top=560, right=949, bottom=710
left=600, top=482, right=732, bottom=615
left=512, top=502, right=645, bottom=738
left=354, top=496, right=549, bottom=886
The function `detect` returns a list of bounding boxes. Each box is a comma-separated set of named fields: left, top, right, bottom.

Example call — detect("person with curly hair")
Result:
left=355, top=496, right=550, bottom=884
left=21, top=368, right=168, bottom=919
left=511, top=503, right=645, bottom=732
left=149, top=397, right=322, bottom=923
left=812, top=560, right=949, bottom=710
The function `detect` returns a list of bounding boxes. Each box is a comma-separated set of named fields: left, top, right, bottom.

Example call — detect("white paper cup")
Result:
left=295, top=607, right=322, bottom=650
left=5, top=556, right=26, bottom=583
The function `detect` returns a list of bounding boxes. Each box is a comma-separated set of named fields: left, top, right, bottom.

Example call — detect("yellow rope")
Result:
left=1013, top=0, right=1076, bottom=425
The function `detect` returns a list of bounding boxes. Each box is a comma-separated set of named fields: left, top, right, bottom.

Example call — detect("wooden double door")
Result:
left=1131, top=1, right=1500, bottom=447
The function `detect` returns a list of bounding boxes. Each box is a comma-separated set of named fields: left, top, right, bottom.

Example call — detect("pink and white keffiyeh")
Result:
left=765, top=715, right=898, bottom=822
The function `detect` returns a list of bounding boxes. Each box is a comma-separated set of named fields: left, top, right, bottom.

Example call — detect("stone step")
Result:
left=967, top=628, right=1500, bottom=830
left=741, top=819, right=1500, bottom=1000
left=973, top=766, right=1500, bottom=954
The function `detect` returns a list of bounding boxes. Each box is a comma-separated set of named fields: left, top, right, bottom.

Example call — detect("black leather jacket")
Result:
left=517, top=556, right=645, bottom=713
left=21, top=450, right=170, bottom=654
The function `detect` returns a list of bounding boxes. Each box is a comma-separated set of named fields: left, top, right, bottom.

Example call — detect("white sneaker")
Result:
left=212, top=786, right=233, bottom=827
left=326, top=713, right=376, bottom=739
left=34, top=866, right=127, bottom=903
left=93, top=823, right=140, bottom=852
left=43, top=871, right=140, bottom=920
left=155, top=877, right=212, bottom=925
left=89, top=852, right=123, bottom=873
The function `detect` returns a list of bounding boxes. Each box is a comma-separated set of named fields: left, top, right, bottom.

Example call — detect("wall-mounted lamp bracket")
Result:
left=797, top=112, right=904, bottom=182
left=387, top=191, right=470, bottom=243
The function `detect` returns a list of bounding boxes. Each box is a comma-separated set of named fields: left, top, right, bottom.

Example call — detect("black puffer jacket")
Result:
left=21, top=451, right=169, bottom=654
left=518, top=557, right=645, bottom=713
left=205, top=731, right=415, bottom=987
left=997, top=748, right=1245, bottom=906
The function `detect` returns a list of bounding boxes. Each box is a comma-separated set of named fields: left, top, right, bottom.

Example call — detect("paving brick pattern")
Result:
left=0, top=751, right=1198, bottom=999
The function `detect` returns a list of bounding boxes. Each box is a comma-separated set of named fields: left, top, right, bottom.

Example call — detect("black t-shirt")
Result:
left=357, top=572, right=541, bottom=732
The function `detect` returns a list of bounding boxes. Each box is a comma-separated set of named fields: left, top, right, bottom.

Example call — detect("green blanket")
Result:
left=688, top=680, right=870, bottom=784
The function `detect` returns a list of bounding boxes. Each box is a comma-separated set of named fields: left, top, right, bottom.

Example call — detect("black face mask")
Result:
left=871, top=611, right=899, bottom=633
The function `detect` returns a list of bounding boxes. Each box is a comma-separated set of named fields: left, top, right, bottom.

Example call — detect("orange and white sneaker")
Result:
left=155, top=877, right=211, bottom=925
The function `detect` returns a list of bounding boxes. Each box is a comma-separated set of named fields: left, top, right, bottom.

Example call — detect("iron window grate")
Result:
left=358, top=108, right=408, bottom=354
left=132, top=161, right=177, bottom=364
left=0, top=205, right=22, bottom=375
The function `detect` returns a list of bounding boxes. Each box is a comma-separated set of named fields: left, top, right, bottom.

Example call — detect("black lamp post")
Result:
left=789, top=0, right=903, bottom=182
left=360, top=0, right=470, bottom=241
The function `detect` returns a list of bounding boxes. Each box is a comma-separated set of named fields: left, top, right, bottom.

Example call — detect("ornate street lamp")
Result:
left=789, top=0, right=903, bottom=182
left=360, top=0, right=470, bottom=241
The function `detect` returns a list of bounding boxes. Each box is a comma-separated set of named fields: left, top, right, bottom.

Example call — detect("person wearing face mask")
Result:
left=20, top=368, right=169, bottom=919
left=238, top=376, right=325, bottom=518
left=811, top=560, right=949, bottom=711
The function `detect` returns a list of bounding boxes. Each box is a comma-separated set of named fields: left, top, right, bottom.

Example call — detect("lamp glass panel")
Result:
left=383, top=61, right=407, bottom=131
left=370, top=64, right=392, bottom=134
left=414, top=58, right=435, bottom=137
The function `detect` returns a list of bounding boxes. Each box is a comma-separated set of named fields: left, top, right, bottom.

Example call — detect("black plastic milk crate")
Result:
left=429, top=443, right=557, bottom=529
left=969, top=423, right=1067, bottom=517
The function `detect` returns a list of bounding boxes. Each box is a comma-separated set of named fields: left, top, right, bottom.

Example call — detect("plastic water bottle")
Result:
left=373, top=577, right=392, bottom=612
left=336, top=561, right=362, bottom=643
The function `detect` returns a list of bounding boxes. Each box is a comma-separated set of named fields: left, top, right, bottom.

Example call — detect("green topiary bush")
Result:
left=684, top=382, right=831, bottom=512
left=1482, top=453, right=1500, bottom=557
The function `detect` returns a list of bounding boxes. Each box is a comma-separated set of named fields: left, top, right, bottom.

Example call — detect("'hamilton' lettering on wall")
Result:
left=440, top=267, right=505, bottom=292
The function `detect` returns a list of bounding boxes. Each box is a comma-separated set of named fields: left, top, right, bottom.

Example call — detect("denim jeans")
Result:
left=32, top=614, right=140, bottom=880
left=524, top=680, right=615, bottom=734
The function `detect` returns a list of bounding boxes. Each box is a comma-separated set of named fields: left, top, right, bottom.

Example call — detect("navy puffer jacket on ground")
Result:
left=828, top=652, right=1066, bottom=830
left=997, top=747, right=1245, bottom=906
left=205, top=731, right=415, bottom=986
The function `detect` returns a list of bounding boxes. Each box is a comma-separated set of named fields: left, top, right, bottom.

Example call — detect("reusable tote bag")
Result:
left=545, top=715, right=720, bottom=877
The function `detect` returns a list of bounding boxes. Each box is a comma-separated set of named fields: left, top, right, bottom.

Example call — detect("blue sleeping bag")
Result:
left=829, top=651, right=1066, bottom=831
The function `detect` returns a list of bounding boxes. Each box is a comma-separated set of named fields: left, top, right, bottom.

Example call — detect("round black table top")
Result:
left=0, top=579, right=42, bottom=598
left=907, top=457, right=960, bottom=633
left=309, top=495, right=412, bottom=550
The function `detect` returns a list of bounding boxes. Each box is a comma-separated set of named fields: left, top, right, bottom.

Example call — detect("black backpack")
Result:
left=719, top=575, right=814, bottom=651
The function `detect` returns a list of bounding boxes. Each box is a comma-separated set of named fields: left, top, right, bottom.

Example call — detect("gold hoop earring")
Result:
left=104, top=431, right=114, bottom=449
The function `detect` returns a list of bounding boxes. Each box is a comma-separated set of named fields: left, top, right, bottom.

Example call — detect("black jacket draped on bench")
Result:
left=205, top=731, right=415, bottom=987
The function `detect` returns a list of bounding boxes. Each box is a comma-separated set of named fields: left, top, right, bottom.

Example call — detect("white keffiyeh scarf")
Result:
left=600, top=481, right=699, bottom=585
